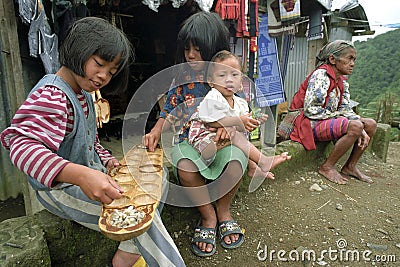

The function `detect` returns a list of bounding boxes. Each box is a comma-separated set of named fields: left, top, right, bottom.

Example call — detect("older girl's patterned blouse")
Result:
left=303, top=69, right=359, bottom=122
left=159, top=71, right=208, bottom=143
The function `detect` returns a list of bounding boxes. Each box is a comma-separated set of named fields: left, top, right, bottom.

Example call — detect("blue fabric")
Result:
left=255, top=14, right=285, bottom=107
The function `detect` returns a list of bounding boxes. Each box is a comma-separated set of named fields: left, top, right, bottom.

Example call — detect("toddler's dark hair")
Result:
left=206, top=50, right=242, bottom=79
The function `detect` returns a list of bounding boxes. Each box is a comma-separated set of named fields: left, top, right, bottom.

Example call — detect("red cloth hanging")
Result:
left=215, top=0, right=241, bottom=20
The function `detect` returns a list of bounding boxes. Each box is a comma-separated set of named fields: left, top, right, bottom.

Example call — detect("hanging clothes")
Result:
left=27, top=0, right=60, bottom=74
left=215, top=0, right=241, bottom=20
left=236, top=0, right=258, bottom=38
left=306, top=7, right=324, bottom=40
left=194, top=0, right=214, bottom=11
left=255, top=13, right=285, bottom=107
left=39, top=32, right=60, bottom=74
left=18, top=0, right=37, bottom=24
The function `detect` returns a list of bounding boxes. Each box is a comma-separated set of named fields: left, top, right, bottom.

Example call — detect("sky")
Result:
left=334, top=0, right=400, bottom=41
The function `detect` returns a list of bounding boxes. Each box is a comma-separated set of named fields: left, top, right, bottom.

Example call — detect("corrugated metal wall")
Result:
left=283, top=37, right=309, bottom=106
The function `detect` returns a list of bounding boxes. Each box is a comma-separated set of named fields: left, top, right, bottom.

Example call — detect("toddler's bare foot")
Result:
left=247, top=160, right=275, bottom=179
left=258, top=152, right=291, bottom=173
left=248, top=166, right=275, bottom=180
left=271, top=152, right=291, bottom=169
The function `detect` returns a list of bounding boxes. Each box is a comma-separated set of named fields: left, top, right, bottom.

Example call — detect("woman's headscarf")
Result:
left=315, top=40, right=355, bottom=68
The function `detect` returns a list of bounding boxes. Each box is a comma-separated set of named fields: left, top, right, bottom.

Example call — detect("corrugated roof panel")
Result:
left=341, top=5, right=373, bottom=35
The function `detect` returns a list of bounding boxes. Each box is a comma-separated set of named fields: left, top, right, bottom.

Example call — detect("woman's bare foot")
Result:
left=319, top=165, right=348, bottom=185
left=112, top=249, right=141, bottom=267
left=341, top=166, right=373, bottom=183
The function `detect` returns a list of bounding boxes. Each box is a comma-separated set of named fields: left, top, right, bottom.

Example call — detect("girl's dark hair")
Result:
left=59, top=17, right=134, bottom=92
left=176, top=11, right=230, bottom=63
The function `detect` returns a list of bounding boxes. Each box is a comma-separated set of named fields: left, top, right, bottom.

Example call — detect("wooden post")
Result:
left=307, top=40, right=321, bottom=75
left=0, top=0, right=25, bottom=109
left=0, top=0, right=43, bottom=215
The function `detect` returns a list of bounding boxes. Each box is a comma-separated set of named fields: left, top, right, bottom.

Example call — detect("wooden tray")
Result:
left=98, top=145, right=163, bottom=241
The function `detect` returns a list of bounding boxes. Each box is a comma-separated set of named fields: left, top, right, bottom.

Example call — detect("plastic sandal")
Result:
left=191, top=224, right=217, bottom=257
left=219, top=220, right=244, bottom=249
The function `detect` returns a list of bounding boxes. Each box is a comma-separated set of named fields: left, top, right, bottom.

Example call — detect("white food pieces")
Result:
left=110, top=205, right=145, bottom=228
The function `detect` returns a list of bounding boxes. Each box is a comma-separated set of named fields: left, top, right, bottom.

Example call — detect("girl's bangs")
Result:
left=97, top=44, right=130, bottom=75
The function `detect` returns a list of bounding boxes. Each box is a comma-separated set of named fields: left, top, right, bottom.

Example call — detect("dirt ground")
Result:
left=99, top=138, right=400, bottom=266
left=158, top=141, right=400, bottom=267
left=1, top=139, right=399, bottom=266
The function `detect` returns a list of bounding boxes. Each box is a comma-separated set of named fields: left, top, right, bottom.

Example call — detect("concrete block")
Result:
left=371, top=123, right=391, bottom=162
left=0, top=210, right=119, bottom=267
left=34, top=210, right=118, bottom=266
left=0, top=216, right=50, bottom=267
left=272, top=140, right=329, bottom=177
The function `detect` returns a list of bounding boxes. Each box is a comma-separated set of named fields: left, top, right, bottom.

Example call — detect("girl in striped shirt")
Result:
left=1, top=17, right=184, bottom=267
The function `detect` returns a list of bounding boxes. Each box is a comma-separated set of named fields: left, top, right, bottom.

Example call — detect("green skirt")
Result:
left=171, top=140, right=248, bottom=181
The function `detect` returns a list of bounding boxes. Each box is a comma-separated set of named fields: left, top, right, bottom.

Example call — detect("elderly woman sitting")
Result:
left=288, top=40, right=377, bottom=185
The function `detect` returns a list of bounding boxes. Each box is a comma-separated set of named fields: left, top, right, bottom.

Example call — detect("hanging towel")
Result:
left=255, top=14, right=285, bottom=107
left=267, top=0, right=297, bottom=36
left=279, top=0, right=301, bottom=25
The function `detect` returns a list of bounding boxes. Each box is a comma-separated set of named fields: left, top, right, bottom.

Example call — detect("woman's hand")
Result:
left=255, top=113, right=268, bottom=125
left=358, top=129, right=370, bottom=150
left=143, top=129, right=161, bottom=152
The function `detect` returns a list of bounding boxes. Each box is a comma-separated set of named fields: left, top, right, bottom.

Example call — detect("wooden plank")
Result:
left=0, top=0, right=40, bottom=215
left=0, top=0, right=25, bottom=112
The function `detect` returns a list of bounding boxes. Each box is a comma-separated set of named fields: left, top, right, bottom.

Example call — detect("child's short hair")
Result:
left=206, top=50, right=242, bottom=79
left=176, top=11, right=230, bottom=63
left=210, top=50, right=242, bottom=69
left=59, top=17, right=133, bottom=92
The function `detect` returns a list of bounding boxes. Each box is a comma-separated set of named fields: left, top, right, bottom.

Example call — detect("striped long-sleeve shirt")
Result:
left=0, top=86, right=114, bottom=188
